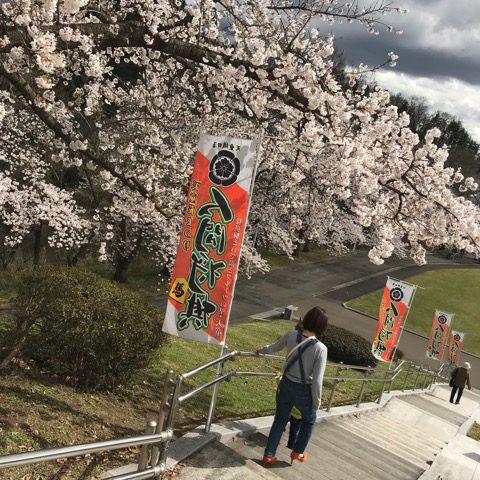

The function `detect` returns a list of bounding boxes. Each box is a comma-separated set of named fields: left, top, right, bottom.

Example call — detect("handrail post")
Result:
left=421, top=368, right=429, bottom=389
left=387, top=373, right=393, bottom=393
left=386, top=364, right=397, bottom=393
left=156, top=375, right=183, bottom=478
left=137, top=420, right=157, bottom=471
left=413, top=365, right=421, bottom=390
left=205, top=346, right=230, bottom=433
left=431, top=365, right=440, bottom=388
left=377, top=370, right=389, bottom=404
left=150, top=369, right=174, bottom=466
left=327, top=363, right=342, bottom=412
left=356, top=367, right=370, bottom=407
left=402, top=362, right=411, bottom=391
left=428, top=369, right=435, bottom=389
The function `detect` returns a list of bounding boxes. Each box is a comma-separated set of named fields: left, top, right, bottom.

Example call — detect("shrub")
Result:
left=321, top=324, right=377, bottom=368
left=15, top=266, right=166, bottom=389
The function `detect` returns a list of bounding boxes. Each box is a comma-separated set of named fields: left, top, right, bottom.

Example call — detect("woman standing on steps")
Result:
left=256, top=306, right=328, bottom=466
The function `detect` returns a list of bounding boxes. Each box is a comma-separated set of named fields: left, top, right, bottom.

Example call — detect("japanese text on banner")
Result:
left=162, top=134, right=257, bottom=345
left=448, top=331, right=465, bottom=365
left=426, top=310, right=453, bottom=360
left=372, top=277, right=416, bottom=362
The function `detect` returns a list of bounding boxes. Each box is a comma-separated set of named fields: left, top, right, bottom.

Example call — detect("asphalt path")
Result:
left=228, top=251, right=480, bottom=386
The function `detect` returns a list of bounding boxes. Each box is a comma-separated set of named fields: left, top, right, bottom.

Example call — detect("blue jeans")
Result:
left=287, top=415, right=302, bottom=449
left=264, top=376, right=317, bottom=457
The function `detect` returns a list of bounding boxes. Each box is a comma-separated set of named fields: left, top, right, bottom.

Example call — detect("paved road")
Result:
left=228, top=251, right=480, bottom=386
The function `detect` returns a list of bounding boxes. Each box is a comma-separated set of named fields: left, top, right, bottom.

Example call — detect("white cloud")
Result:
left=374, top=70, right=480, bottom=143
left=398, top=0, right=480, bottom=56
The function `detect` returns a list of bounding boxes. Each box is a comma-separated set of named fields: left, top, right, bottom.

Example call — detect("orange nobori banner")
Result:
left=162, top=134, right=257, bottom=345
left=372, top=277, right=416, bottom=362
left=426, top=310, right=454, bottom=361
left=448, top=330, right=465, bottom=365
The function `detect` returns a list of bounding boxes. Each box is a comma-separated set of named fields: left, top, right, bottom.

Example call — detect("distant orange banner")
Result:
left=448, top=331, right=465, bottom=365
left=162, top=134, right=257, bottom=345
left=426, top=311, right=453, bottom=360
left=372, top=278, right=416, bottom=362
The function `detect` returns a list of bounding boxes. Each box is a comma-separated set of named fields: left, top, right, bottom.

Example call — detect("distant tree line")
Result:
left=389, top=94, right=479, bottom=180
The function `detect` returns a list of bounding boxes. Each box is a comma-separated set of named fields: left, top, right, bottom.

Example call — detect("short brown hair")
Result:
left=302, top=306, right=328, bottom=337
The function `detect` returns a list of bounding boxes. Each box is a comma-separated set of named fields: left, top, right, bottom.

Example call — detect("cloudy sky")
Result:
left=329, top=0, right=480, bottom=143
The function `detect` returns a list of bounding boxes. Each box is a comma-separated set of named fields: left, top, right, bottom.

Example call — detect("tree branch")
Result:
left=0, top=64, right=169, bottom=216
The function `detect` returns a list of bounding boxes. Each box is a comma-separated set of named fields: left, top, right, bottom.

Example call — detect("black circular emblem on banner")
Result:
left=209, top=150, right=240, bottom=186
left=438, top=315, right=447, bottom=324
left=454, top=333, right=461, bottom=341
left=389, top=287, right=404, bottom=302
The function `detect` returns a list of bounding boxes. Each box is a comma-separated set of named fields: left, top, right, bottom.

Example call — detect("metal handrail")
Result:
left=182, top=350, right=239, bottom=379
left=171, top=351, right=444, bottom=421
left=0, top=349, right=446, bottom=480
left=238, top=351, right=380, bottom=371
left=0, top=430, right=173, bottom=470
left=108, top=467, right=163, bottom=480
left=176, top=352, right=442, bottom=402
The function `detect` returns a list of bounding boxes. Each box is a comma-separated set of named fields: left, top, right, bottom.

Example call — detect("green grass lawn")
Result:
left=468, top=423, right=480, bottom=442
left=346, top=269, right=480, bottom=356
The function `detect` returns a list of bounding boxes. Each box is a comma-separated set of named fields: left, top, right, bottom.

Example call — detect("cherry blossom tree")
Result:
left=0, top=97, right=92, bottom=265
left=0, top=0, right=478, bottom=274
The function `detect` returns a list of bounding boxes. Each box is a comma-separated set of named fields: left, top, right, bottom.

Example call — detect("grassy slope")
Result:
left=347, top=269, right=480, bottom=355
left=468, top=423, right=480, bottom=442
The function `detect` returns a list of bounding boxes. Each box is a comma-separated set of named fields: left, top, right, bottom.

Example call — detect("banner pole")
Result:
left=390, top=284, right=418, bottom=369
left=204, top=136, right=261, bottom=433
left=204, top=343, right=226, bottom=433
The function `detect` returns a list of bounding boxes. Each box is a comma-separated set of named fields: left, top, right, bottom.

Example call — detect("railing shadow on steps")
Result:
left=0, top=352, right=449, bottom=480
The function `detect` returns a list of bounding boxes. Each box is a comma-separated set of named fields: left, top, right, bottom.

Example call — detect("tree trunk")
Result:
left=113, top=255, right=131, bottom=283
left=0, top=335, right=27, bottom=369
left=292, top=229, right=305, bottom=257
left=0, top=316, right=36, bottom=370
left=302, top=240, right=310, bottom=253
left=32, top=224, right=44, bottom=266
left=112, top=218, right=143, bottom=283
left=66, top=234, right=93, bottom=267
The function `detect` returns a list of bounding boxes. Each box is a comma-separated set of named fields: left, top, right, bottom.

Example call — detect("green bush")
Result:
left=14, top=266, right=166, bottom=389
left=321, top=324, right=377, bottom=368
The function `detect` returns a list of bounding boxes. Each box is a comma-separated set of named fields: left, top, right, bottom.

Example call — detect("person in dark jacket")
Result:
left=450, top=362, right=472, bottom=404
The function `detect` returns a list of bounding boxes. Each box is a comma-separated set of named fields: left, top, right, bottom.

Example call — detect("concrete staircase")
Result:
left=174, top=385, right=480, bottom=480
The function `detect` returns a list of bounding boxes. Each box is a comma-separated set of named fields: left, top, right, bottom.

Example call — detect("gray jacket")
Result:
left=257, top=330, right=328, bottom=410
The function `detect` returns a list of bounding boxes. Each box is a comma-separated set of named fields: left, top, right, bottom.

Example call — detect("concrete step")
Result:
left=431, top=385, right=480, bottom=403
left=175, top=439, right=280, bottom=480
left=335, top=416, right=434, bottom=469
left=307, top=436, right=390, bottom=480
left=345, top=412, right=445, bottom=455
left=397, top=394, right=468, bottom=426
left=382, top=397, right=459, bottom=442
left=371, top=412, right=447, bottom=450
left=458, top=388, right=480, bottom=401
left=344, top=419, right=441, bottom=461
left=308, top=432, right=396, bottom=480
left=229, top=432, right=335, bottom=480
left=168, top=384, right=478, bottom=480
left=317, top=421, right=424, bottom=479
left=424, top=389, right=479, bottom=416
